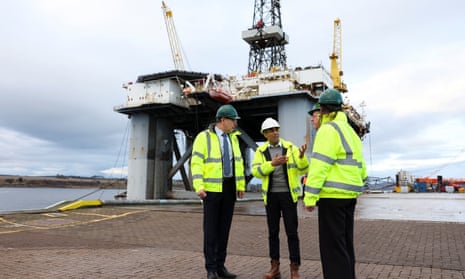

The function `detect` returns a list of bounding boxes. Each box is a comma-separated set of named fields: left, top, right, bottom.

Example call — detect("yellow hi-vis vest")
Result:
left=191, top=126, right=245, bottom=193
left=252, top=138, right=309, bottom=205
left=304, top=112, right=367, bottom=206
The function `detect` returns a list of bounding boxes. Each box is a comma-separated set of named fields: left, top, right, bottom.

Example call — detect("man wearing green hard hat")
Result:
left=191, top=104, right=245, bottom=279
left=303, top=89, right=367, bottom=279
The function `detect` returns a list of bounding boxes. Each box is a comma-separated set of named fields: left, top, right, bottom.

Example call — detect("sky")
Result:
left=1, top=0, right=464, bottom=180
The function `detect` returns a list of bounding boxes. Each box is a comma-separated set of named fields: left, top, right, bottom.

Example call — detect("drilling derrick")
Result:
left=242, top=0, right=289, bottom=74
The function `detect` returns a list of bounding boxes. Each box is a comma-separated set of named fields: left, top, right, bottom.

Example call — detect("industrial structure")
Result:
left=242, top=0, right=288, bottom=74
left=114, top=1, right=369, bottom=200
left=161, top=1, right=185, bottom=71
left=329, top=18, right=347, bottom=93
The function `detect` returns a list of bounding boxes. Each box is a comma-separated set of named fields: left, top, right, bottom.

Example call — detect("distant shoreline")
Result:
left=0, top=175, right=127, bottom=189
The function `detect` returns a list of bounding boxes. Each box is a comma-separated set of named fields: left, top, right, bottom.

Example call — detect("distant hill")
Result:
left=0, top=175, right=126, bottom=189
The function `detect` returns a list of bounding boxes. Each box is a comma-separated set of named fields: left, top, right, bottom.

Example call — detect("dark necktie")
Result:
left=222, top=133, right=232, bottom=177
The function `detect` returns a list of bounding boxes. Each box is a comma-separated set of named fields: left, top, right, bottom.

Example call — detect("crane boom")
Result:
left=162, top=1, right=185, bottom=71
left=330, top=18, right=347, bottom=92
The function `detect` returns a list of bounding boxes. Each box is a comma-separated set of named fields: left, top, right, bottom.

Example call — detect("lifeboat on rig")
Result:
left=209, top=87, right=233, bottom=103
left=205, top=73, right=233, bottom=103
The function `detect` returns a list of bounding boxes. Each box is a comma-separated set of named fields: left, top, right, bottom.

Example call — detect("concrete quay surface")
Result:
left=0, top=193, right=464, bottom=279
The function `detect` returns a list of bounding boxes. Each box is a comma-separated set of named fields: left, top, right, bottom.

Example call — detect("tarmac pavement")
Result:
left=0, top=194, right=464, bottom=279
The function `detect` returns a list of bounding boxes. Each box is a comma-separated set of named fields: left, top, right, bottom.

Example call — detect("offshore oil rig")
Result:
left=114, top=0, right=369, bottom=200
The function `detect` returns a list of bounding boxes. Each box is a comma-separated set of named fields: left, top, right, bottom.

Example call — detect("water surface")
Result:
left=0, top=187, right=124, bottom=212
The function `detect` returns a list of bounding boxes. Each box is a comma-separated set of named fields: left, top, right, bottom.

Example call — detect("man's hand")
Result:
left=271, top=154, right=288, bottom=166
left=237, top=191, right=244, bottom=199
left=299, top=143, right=308, bottom=158
left=197, top=189, right=207, bottom=199
left=304, top=205, right=316, bottom=212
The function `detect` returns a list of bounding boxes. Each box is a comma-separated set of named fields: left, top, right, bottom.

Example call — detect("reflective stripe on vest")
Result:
left=254, top=164, right=266, bottom=177
left=204, top=131, right=222, bottom=163
left=203, top=130, right=245, bottom=182
left=286, top=163, right=308, bottom=175
left=326, top=122, right=363, bottom=168
left=305, top=181, right=363, bottom=194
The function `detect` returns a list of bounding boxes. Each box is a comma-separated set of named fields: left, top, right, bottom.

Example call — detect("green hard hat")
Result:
left=216, top=104, right=240, bottom=119
left=308, top=103, right=320, bottom=115
left=318, top=89, right=343, bottom=105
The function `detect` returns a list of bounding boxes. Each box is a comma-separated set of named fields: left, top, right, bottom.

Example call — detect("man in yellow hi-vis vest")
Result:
left=252, top=117, right=309, bottom=279
left=191, top=105, right=245, bottom=279
left=304, top=89, right=367, bottom=279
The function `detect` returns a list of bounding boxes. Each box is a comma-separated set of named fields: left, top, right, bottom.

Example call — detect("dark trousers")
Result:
left=318, top=198, right=357, bottom=279
left=265, top=192, right=300, bottom=264
left=203, top=178, right=236, bottom=272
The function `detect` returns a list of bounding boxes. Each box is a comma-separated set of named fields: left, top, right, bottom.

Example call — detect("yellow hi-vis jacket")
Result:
left=304, top=112, right=367, bottom=207
left=191, top=125, right=246, bottom=193
left=252, top=138, right=309, bottom=205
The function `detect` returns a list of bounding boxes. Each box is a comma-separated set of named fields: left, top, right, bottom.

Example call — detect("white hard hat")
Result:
left=261, top=117, right=280, bottom=133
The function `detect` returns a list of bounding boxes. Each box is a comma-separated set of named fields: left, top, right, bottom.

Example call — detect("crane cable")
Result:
left=105, top=119, right=130, bottom=199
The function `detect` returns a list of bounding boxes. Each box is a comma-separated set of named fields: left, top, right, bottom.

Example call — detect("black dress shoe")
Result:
left=217, top=267, right=237, bottom=278
left=207, top=271, right=219, bottom=279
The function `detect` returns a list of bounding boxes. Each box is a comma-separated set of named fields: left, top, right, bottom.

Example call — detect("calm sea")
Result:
left=0, top=187, right=124, bottom=213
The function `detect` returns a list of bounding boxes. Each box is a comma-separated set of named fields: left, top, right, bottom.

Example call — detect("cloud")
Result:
left=101, top=166, right=128, bottom=177
left=350, top=41, right=465, bottom=178
left=352, top=41, right=465, bottom=113
left=1, top=0, right=465, bottom=181
left=0, top=126, right=128, bottom=177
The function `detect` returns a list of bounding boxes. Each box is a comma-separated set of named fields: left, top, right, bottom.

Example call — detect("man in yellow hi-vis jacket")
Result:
left=191, top=105, right=245, bottom=279
left=304, top=89, right=367, bottom=279
left=252, top=117, right=309, bottom=279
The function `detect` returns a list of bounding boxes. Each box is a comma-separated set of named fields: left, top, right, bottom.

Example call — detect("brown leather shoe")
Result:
left=263, top=259, right=281, bottom=279
left=290, top=262, right=300, bottom=279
